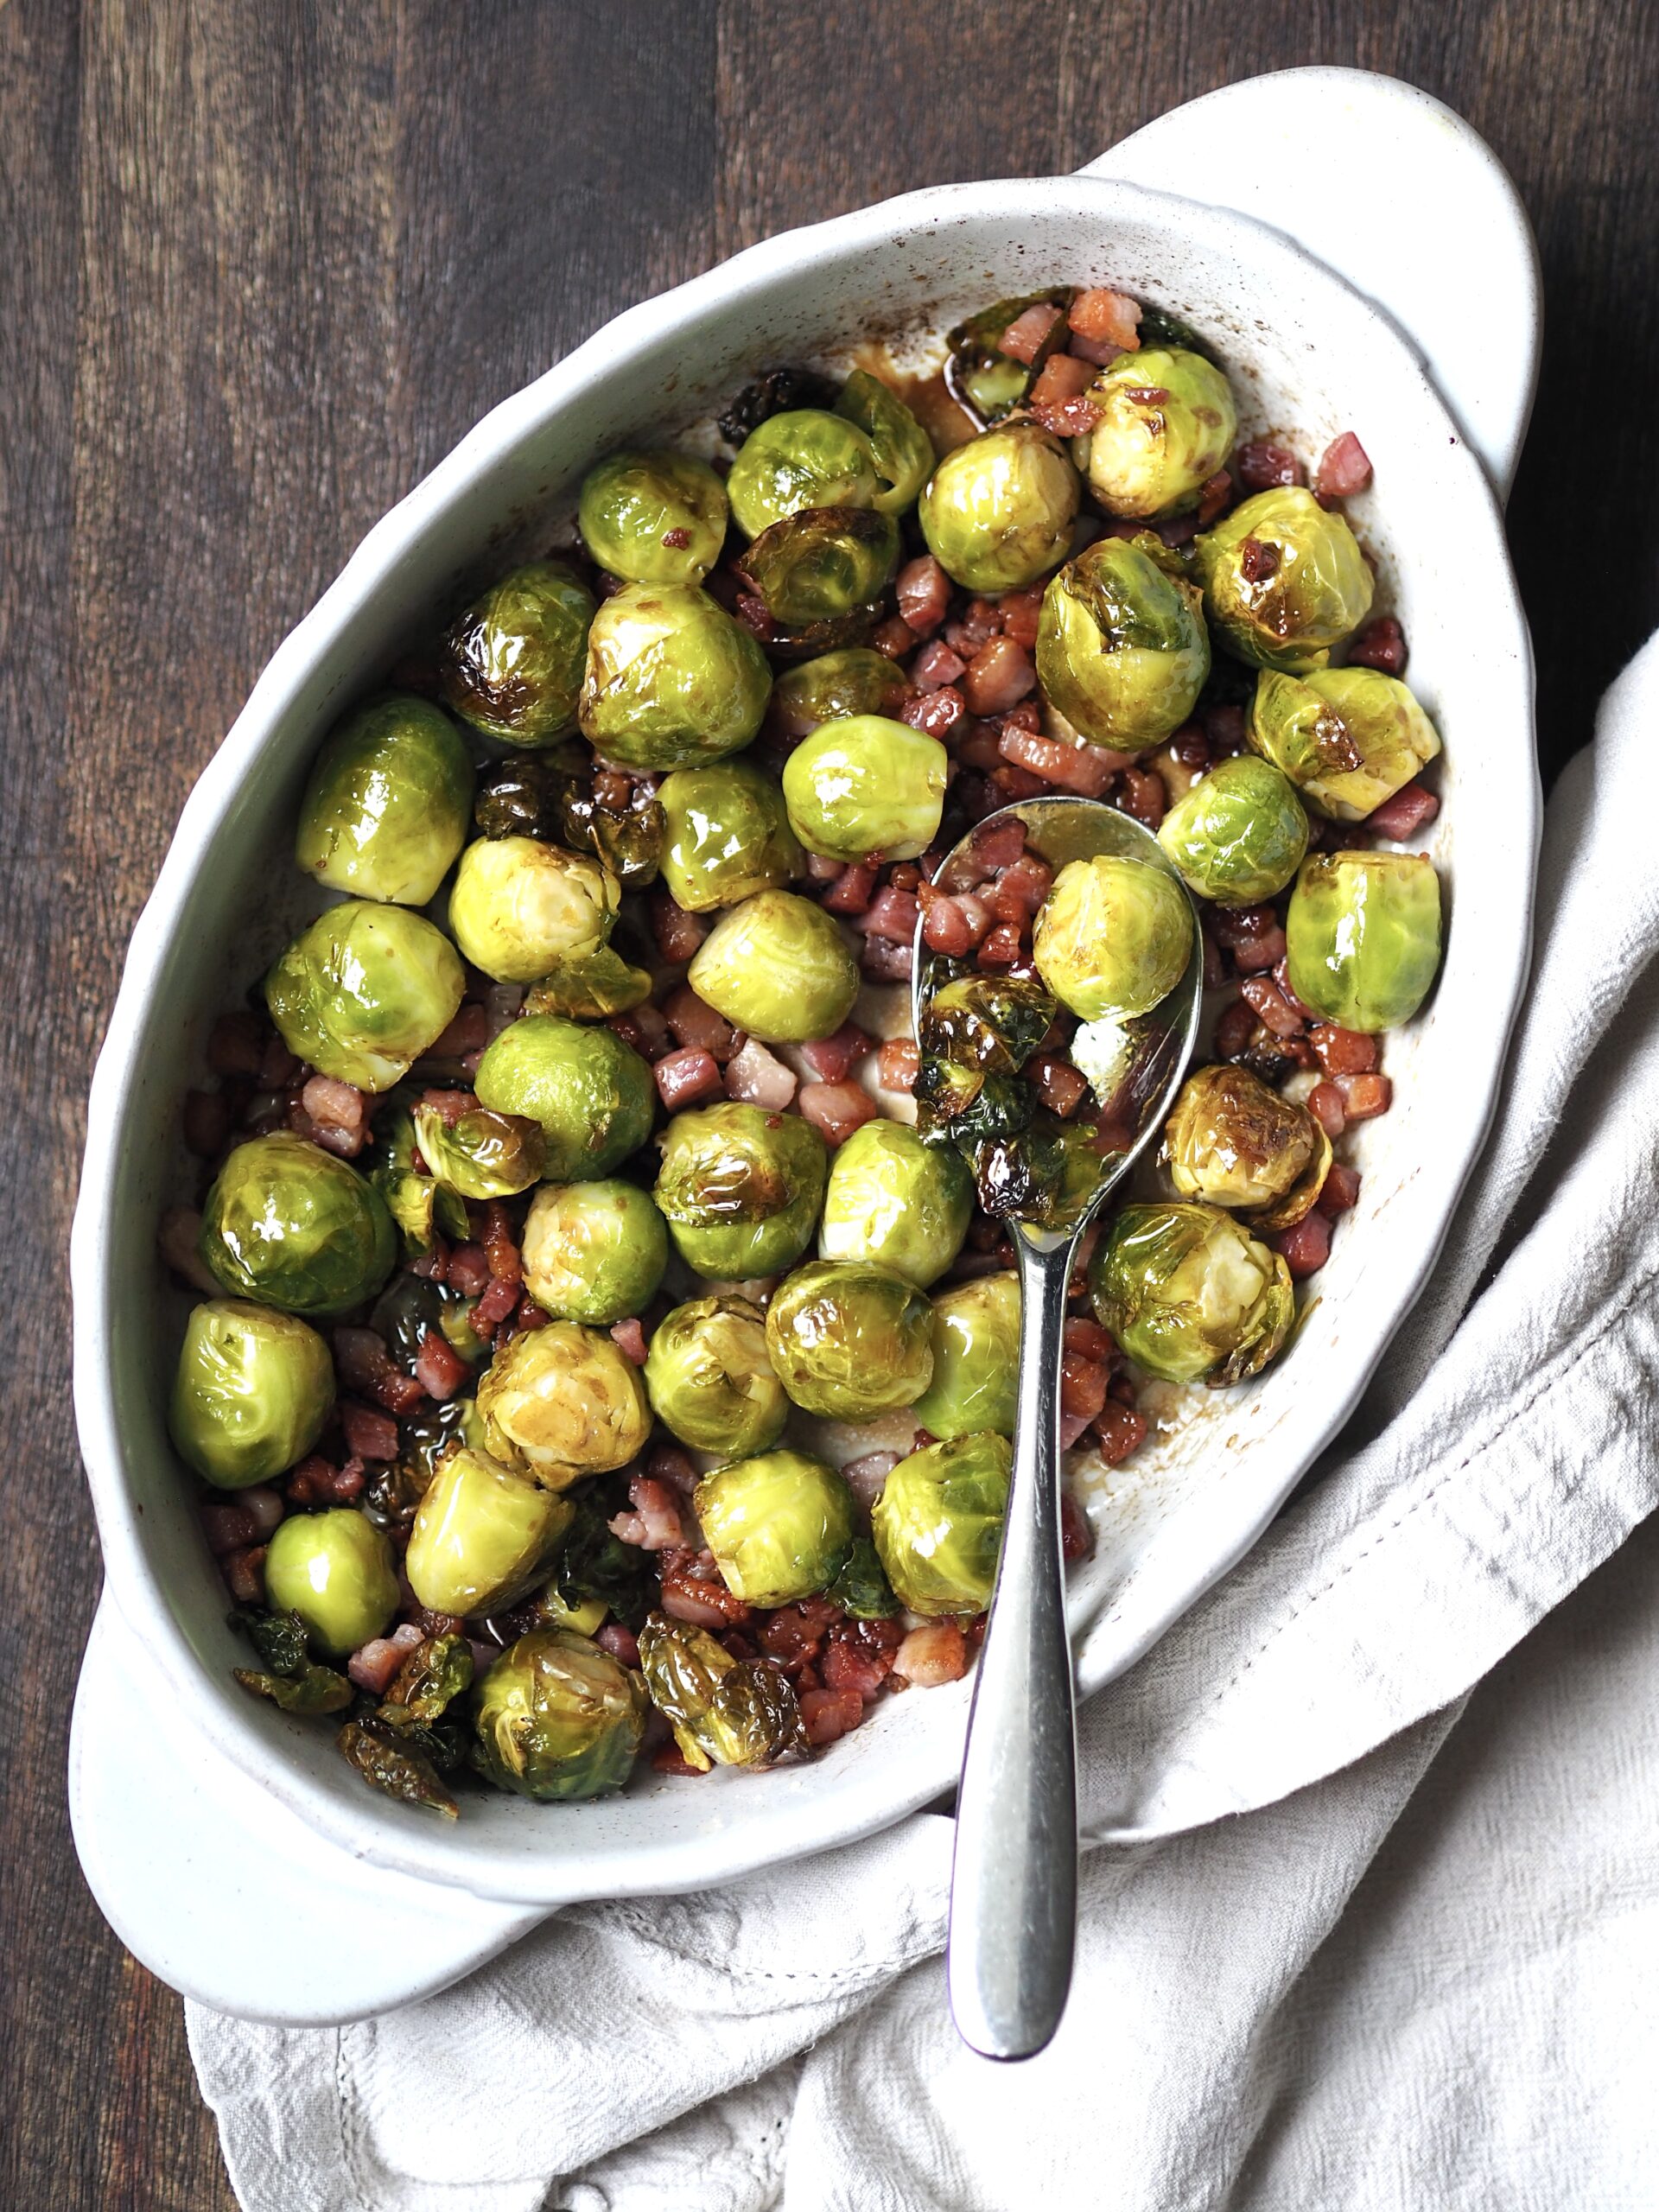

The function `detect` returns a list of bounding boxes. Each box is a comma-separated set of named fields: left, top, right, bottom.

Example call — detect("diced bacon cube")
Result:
left=340, top=1399, right=401, bottom=1462
left=855, top=887, right=919, bottom=942
left=1275, top=1211, right=1332, bottom=1279
left=877, top=1039, right=919, bottom=1092
left=1366, top=780, right=1439, bottom=841
left=1316, top=1162, right=1362, bottom=1217
left=724, top=1038, right=798, bottom=1109
left=654, top=1046, right=724, bottom=1111
left=822, top=864, right=877, bottom=916
left=962, top=636, right=1037, bottom=717
left=1068, top=288, right=1142, bottom=348
left=798, top=1021, right=873, bottom=1083
left=1315, top=430, right=1372, bottom=501
left=1335, top=1071, right=1393, bottom=1121
left=998, top=302, right=1065, bottom=363
left=895, top=555, right=950, bottom=637
left=1347, top=614, right=1409, bottom=677
left=1235, top=440, right=1303, bottom=492
left=911, top=639, right=966, bottom=690
left=797, top=1080, right=878, bottom=1147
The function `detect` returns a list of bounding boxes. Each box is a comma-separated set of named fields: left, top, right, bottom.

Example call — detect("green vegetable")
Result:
left=447, top=835, right=620, bottom=984
left=1163, top=1064, right=1327, bottom=1223
left=687, top=889, right=860, bottom=1043
left=1034, top=536, right=1210, bottom=750
left=910, top=1272, right=1020, bottom=1440
left=577, top=449, right=728, bottom=587
left=553, top=1478, right=658, bottom=1627
left=817, top=1119, right=974, bottom=1287
left=653, top=1102, right=828, bottom=1279
left=1033, top=854, right=1194, bottom=1019
left=441, top=559, right=595, bottom=746
left=764, top=1259, right=933, bottom=1420
left=636, top=1612, right=806, bottom=1771
left=263, top=1508, right=400, bottom=1656
left=693, top=1448, right=855, bottom=1606
left=1284, top=850, right=1443, bottom=1033
left=524, top=946, right=655, bottom=1021
left=1082, top=346, right=1236, bottom=518
left=1157, top=754, right=1309, bottom=905
left=171, top=1300, right=334, bottom=1490
left=473, top=1628, right=645, bottom=1801
left=296, top=695, right=474, bottom=906
left=1195, top=486, right=1374, bottom=673
left=828, top=1535, right=901, bottom=1619
left=658, top=758, right=802, bottom=913
left=474, top=1015, right=655, bottom=1180
left=919, top=423, right=1079, bottom=592
left=384, top=1632, right=474, bottom=1723
left=780, top=714, right=947, bottom=863
left=918, top=970, right=1057, bottom=1073
left=771, top=647, right=909, bottom=736
left=727, top=409, right=880, bottom=537
left=338, top=1717, right=459, bottom=1818
left=835, top=370, right=934, bottom=512
left=231, top=1605, right=312, bottom=1677
left=580, top=583, right=772, bottom=771
left=642, top=1294, right=789, bottom=1457
left=234, top=1663, right=354, bottom=1716
left=872, top=1431, right=1011, bottom=1615
left=519, top=1179, right=669, bottom=1325
left=404, top=1445, right=574, bottom=1618
left=1090, top=1200, right=1294, bottom=1385
left=1249, top=666, right=1442, bottom=823
left=365, top=1102, right=470, bottom=1262
left=410, top=1102, right=544, bottom=1202
left=475, top=1321, right=652, bottom=1488
left=740, top=506, right=899, bottom=626
left=945, top=291, right=1071, bottom=422
left=200, top=1134, right=396, bottom=1319
left=264, top=901, right=464, bottom=1092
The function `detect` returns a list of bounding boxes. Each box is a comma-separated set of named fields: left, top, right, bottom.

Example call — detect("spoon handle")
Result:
left=945, top=1232, right=1078, bottom=2060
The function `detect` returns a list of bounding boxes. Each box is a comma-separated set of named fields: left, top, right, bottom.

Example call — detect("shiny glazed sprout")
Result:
left=653, top=1102, right=827, bottom=1279
left=872, top=1431, right=1011, bottom=1616
left=410, top=1102, right=544, bottom=1201
left=693, top=1449, right=856, bottom=1606
left=658, top=757, right=802, bottom=912
left=296, top=695, right=474, bottom=906
left=687, top=889, right=860, bottom=1042
left=170, top=1300, right=334, bottom=1490
left=577, top=449, right=728, bottom=587
left=473, top=1629, right=646, bottom=1802
left=476, top=1321, right=652, bottom=1487
left=1157, top=754, right=1309, bottom=905
left=781, top=715, right=947, bottom=864
left=1285, top=851, right=1443, bottom=1032
left=1249, top=667, right=1442, bottom=823
left=404, top=1446, right=573, bottom=1618
left=519, top=1179, right=669, bottom=1325
left=771, top=646, right=908, bottom=734
left=264, top=902, right=464, bottom=1092
left=200, top=1134, right=396, bottom=1319
left=448, top=836, right=620, bottom=983
left=1195, top=486, right=1374, bottom=673
left=726, top=409, right=880, bottom=537
left=264, top=1509, right=400, bottom=1657
left=919, top=423, right=1079, bottom=593
left=1033, top=854, right=1194, bottom=1020
left=1082, top=346, right=1236, bottom=519
left=1034, top=536, right=1210, bottom=751
left=817, top=1119, right=974, bottom=1287
left=1090, top=1200, right=1294, bottom=1386
left=637, top=1613, right=805, bottom=1771
left=909, top=1272, right=1020, bottom=1441
left=441, top=560, right=595, bottom=746
left=835, top=370, right=933, bottom=512
left=474, top=1015, right=654, bottom=1180
left=580, top=582, right=772, bottom=770
left=642, top=1294, right=788, bottom=1457
left=740, top=506, right=899, bottom=626
left=1163, top=1065, right=1325, bottom=1215
left=764, top=1258, right=933, bottom=1420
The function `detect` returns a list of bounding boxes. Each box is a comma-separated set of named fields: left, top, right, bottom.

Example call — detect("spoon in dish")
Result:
left=910, top=794, right=1204, bottom=2061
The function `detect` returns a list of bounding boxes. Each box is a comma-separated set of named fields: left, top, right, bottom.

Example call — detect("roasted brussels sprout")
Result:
left=828, top=1535, right=901, bottom=1619
left=473, top=1628, right=646, bottom=1801
left=636, top=1613, right=805, bottom=1771
left=1034, top=536, right=1210, bottom=750
left=817, top=1119, right=974, bottom=1287
left=1195, top=486, right=1374, bottom=673
left=296, top=696, right=474, bottom=906
left=200, top=1134, right=397, bottom=1318
left=404, top=1445, right=573, bottom=1618
left=910, top=1273, right=1020, bottom=1441
left=447, top=835, right=620, bottom=984
left=440, top=560, right=595, bottom=746
left=476, top=1320, right=652, bottom=1487
left=780, top=715, right=948, bottom=864
left=1285, top=850, right=1443, bottom=1033
left=764, top=1259, right=933, bottom=1420
left=577, top=449, right=728, bottom=587
left=917, top=970, right=1057, bottom=1073
left=946, top=291, right=1070, bottom=421
left=918, top=424, right=1079, bottom=593
left=727, top=409, right=880, bottom=537
left=579, top=582, right=772, bottom=771
left=263, top=1508, right=400, bottom=1656
left=658, top=758, right=802, bottom=913
left=520, top=1179, right=669, bottom=1325
left=653, top=1102, right=828, bottom=1279
left=771, top=647, right=909, bottom=736
left=524, top=946, right=655, bottom=1021
left=556, top=769, right=665, bottom=890
left=474, top=1015, right=655, bottom=1180
left=1157, top=754, right=1309, bottom=905
left=687, top=890, right=860, bottom=1043
left=264, top=902, right=465, bottom=1092
left=872, top=1431, right=1011, bottom=1615
left=1249, top=667, right=1442, bottom=823
left=642, top=1294, right=788, bottom=1456
left=365, top=1102, right=470, bottom=1262
left=170, top=1300, right=334, bottom=1489
left=410, top=1101, right=544, bottom=1200
left=1163, top=1065, right=1325, bottom=1217
left=1033, top=855, right=1194, bottom=1019
left=740, top=506, right=899, bottom=626
left=1081, top=346, right=1236, bottom=519
left=835, top=370, right=934, bottom=512
left=693, top=1449, right=855, bottom=1606
left=1090, top=1200, right=1294, bottom=1386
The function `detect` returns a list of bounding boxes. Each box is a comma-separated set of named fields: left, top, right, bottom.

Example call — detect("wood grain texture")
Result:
left=1, top=2, right=1653, bottom=2203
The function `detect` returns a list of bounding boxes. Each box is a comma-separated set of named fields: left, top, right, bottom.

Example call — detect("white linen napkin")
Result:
left=188, top=638, right=1659, bottom=2212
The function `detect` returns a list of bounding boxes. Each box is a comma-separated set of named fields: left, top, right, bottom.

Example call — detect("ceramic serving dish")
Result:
left=70, top=68, right=1541, bottom=2024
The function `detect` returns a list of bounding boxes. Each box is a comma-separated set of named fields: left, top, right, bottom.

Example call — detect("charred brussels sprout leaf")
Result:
left=474, top=1015, right=655, bottom=1181
left=637, top=1613, right=807, bottom=1771
left=1034, top=536, right=1211, bottom=751
left=726, top=409, right=880, bottom=537
left=918, top=971, right=1058, bottom=1074
left=817, top=1118, right=974, bottom=1287
left=367, top=1105, right=471, bottom=1262
left=643, top=1294, right=789, bottom=1457
left=1195, top=486, right=1374, bottom=674
left=520, top=1179, right=669, bottom=1325
left=771, top=647, right=910, bottom=738
left=234, top=1662, right=354, bottom=1715
left=781, top=715, right=948, bottom=864
left=693, top=1449, right=855, bottom=1605
left=740, top=505, right=899, bottom=626
left=946, top=291, right=1071, bottom=423
left=559, top=772, right=665, bottom=889
left=687, top=890, right=860, bottom=1044
left=653, top=1101, right=828, bottom=1279
left=1249, top=666, right=1441, bottom=823
left=1284, top=851, right=1443, bottom=1033
left=578, top=449, right=728, bottom=588
left=1084, top=346, right=1236, bottom=519
left=658, top=758, right=802, bottom=913
left=1157, top=753, right=1309, bottom=905
left=524, top=946, right=655, bottom=1020
left=872, top=1432, right=1011, bottom=1616
left=411, top=1103, right=544, bottom=1201
left=829, top=1535, right=901, bottom=1619
left=264, top=1508, right=401, bottom=1656
left=440, top=560, right=595, bottom=747
left=404, top=1446, right=573, bottom=1617
left=474, top=753, right=567, bottom=842
left=200, top=1134, right=397, bottom=1319
left=1090, top=1200, right=1294, bottom=1386
left=264, top=902, right=465, bottom=1093
left=919, top=424, right=1079, bottom=593
left=338, top=1716, right=460, bottom=1818
left=718, top=364, right=840, bottom=448
left=580, top=582, right=772, bottom=772
left=296, top=695, right=474, bottom=907
left=385, top=1632, right=475, bottom=1723
left=476, top=1321, right=652, bottom=1487
left=911, top=1272, right=1020, bottom=1441
left=912, top=1057, right=1034, bottom=1146
left=764, top=1259, right=933, bottom=1421
left=963, top=1116, right=1105, bottom=1230
left=1033, top=855, right=1194, bottom=1020
left=171, top=1300, right=334, bottom=1490
left=473, top=1628, right=646, bottom=1801
left=448, top=836, right=620, bottom=984
left=835, top=370, right=934, bottom=512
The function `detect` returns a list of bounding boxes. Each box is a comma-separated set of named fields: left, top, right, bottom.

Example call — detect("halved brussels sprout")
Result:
left=687, top=890, right=859, bottom=1043
left=642, top=1294, right=788, bottom=1456
left=580, top=583, right=772, bottom=771
left=264, top=902, right=465, bottom=1092
left=200, top=1134, right=397, bottom=1318
left=520, top=1179, right=669, bottom=1325
left=476, top=1321, right=652, bottom=1488
left=653, top=1101, right=828, bottom=1279
left=1163, top=1065, right=1321, bottom=1211
left=577, top=449, right=728, bottom=587
left=1195, top=486, right=1374, bottom=673
left=524, top=945, right=655, bottom=1021
left=1034, top=537, right=1210, bottom=750
left=1249, top=666, right=1442, bottom=822
left=919, top=424, right=1079, bottom=592
left=817, top=1119, right=974, bottom=1287
left=910, top=1273, right=1020, bottom=1441
left=918, top=970, right=1057, bottom=1073
left=1090, top=1200, right=1294, bottom=1385
left=727, top=409, right=880, bottom=537
left=410, top=1101, right=544, bottom=1200
left=658, top=757, right=802, bottom=913
left=872, top=1431, right=1011, bottom=1615
left=636, top=1613, right=806, bottom=1771
left=1033, top=855, right=1194, bottom=1020
left=771, top=647, right=909, bottom=737
left=447, top=836, right=620, bottom=984
left=835, top=370, right=934, bottom=512
left=1082, top=346, right=1236, bottom=518
left=764, top=1259, right=933, bottom=1420
left=740, top=506, right=899, bottom=626
left=473, top=1628, right=646, bottom=1801
left=263, top=1508, right=400, bottom=1657
left=474, top=1015, right=655, bottom=1180
left=780, top=715, right=948, bottom=864
left=693, top=1449, right=855, bottom=1606
left=441, top=560, right=595, bottom=746
left=296, top=696, right=474, bottom=906
left=404, top=1445, right=573, bottom=1618
left=1157, top=754, right=1309, bottom=905
left=366, top=1102, right=470, bottom=1262
left=171, top=1300, right=334, bottom=1490
left=1285, top=850, right=1443, bottom=1033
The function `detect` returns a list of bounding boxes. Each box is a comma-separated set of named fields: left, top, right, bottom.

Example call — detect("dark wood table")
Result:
left=4, top=4, right=1654, bottom=2203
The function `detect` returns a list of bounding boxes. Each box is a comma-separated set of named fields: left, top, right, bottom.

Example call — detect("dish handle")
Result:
left=1078, top=67, right=1541, bottom=506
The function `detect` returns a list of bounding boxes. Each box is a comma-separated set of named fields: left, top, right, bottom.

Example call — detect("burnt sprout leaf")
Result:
left=338, top=1717, right=460, bottom=1818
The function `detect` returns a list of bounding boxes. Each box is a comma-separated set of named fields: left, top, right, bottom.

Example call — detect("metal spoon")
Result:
left=910, top=795, right=1204, bottom=2062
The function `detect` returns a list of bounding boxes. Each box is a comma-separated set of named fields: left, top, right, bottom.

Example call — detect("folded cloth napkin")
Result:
left=188, top=639, right=1659, bottom=2211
